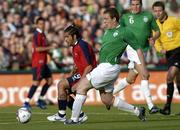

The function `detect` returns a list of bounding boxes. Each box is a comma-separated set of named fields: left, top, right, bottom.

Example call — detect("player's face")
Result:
left=103, top=13, right=115, bottom=29
left=153, top=6, right=164, bottom=19
left=64, top=32, right=75, bottom=46
left=37, top=20, right=45, bottom=31
left=131, top=0, right=141, bottom=14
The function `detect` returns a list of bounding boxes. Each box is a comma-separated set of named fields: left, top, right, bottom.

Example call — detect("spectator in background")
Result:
left=60, top=47, right=74, bottom=71
left=0, top=0, right=178, bottom=71
left=49, top=41, right=65, bottom=70
left=152, top=1, right=180, bottom=115
left=0, top=45, right=10, bottom=69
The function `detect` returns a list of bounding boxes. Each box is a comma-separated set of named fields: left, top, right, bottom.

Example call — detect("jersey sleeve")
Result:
left=150, top=13, right=160, bottom=31
left=174, top=17, right=180, bottom=30
left=122, top=27, right=140, bottom=50
left=154, top=39, right=163, bottom=52
left=79, top=42, right=93, bottom=65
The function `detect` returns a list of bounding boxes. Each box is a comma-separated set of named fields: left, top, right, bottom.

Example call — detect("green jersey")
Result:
left=99, top=25, right=140, bottom=65
left=120, top=11, right=159, bottom=52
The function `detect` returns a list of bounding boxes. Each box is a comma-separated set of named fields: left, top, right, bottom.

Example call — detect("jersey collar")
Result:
left=74, top=38, right=82, bottom=46
left=36, top=28, right=43, bottom=33
left=116, top=24, right=120, bottom=28
left=74, top=40, right=78, bottom=45
left=108, top=24, right=120, bottom=31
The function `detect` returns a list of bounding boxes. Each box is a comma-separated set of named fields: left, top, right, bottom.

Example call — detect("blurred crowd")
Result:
left=0, top=0, right=179, bottom=71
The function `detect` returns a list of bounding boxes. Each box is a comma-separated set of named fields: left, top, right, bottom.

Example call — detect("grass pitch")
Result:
left=0, top=104, right=180, bottom=130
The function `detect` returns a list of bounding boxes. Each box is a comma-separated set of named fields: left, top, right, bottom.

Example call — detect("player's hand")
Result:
left=71, top=84, right=77, bottom=93
left=148, top=37, right=155, bottom=46
left=71, top=66, right=78, bottom=75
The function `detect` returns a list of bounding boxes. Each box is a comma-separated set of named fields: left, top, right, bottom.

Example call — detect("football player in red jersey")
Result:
left=23, top=17, right=56, bottom=109
left=47, top=25, right=97, bottom=123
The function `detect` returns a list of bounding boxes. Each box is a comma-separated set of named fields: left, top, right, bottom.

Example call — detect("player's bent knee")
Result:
left=76, top=88, right=87, bottom=95
left=58, top=84, right=67, bottom=93
left=58, top=79, right=67, bottom=87
left=76, top=77, right=90, bottom=95
left=76, top=85, right=88, bottom=95
left=126, top=78, right=135, bottom=84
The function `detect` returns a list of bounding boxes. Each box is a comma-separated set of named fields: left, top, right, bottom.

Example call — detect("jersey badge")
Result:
left=166, top=31, right=173, bottom=38
left=143, top=16, right=148, bottom=23
left=113, top=31, right=119, bottom=37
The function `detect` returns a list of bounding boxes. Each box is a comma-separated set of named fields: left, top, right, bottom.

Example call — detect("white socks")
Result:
left=113, top=78, right=129, bottom=94
left=141, top=80, right=154, bottom=110
left=39, top=96, right=45, bottom=100
left=58, top=110, right=66, bottom=115
left=113, top=97, right=139, bottom=116
left=71, top=94, right=87, bottom=122
left=25, top=98, right=30, bottom=103
left=113, top=78, right=154, bottom=110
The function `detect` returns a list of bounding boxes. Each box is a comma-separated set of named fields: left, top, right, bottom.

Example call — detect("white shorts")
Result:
left=86, top=63, right=121, bottom=93
left=126, top=45, right=141, bottom=69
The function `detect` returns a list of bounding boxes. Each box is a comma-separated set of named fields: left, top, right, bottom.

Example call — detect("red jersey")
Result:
left=32, top=28, right=47, bottom=67
left=72, top=39, right=97, bottom=76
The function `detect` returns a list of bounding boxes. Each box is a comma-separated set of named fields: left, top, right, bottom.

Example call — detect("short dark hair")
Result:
left=152, top=1, right=165, bottom=10
left=35, top=17, right=45, bottom=24
left=130, top=0, right=143, bottom=6
left=104, top=8, right=120, bottom=22
left=64, top=25, right=82, bottom=39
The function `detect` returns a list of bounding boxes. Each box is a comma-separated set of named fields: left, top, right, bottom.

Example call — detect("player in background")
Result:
left=23, top=17, right=56, bottom=109
left=64, top=8, right=146, bottom=125
left=47, top=25, right=97, bottom=122
left=113, top=0, right=160, bottom=114
left=152, top=1, right=180, bottom=115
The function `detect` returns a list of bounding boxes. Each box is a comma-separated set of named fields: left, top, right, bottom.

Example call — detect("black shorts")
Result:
left=67, top=73, right=81, bottom=93
left=166, top=47, right=180, bottom=69
left=32, top=65, right=52, bottom=81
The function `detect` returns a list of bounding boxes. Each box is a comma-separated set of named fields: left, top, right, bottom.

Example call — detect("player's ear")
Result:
left=113, top=17, right=116, bottom=22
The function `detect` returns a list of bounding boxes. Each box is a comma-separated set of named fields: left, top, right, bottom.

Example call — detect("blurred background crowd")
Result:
left=0, top=0, right=179, bottom=71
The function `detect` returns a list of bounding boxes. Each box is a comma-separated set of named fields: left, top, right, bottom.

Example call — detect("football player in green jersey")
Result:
left=113, top=0, right=160, bottom=114
left=64, top=8, right=146, bottom=125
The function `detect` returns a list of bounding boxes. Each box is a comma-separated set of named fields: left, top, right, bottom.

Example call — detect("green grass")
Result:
left=0, top=104, right=180, bottom=130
